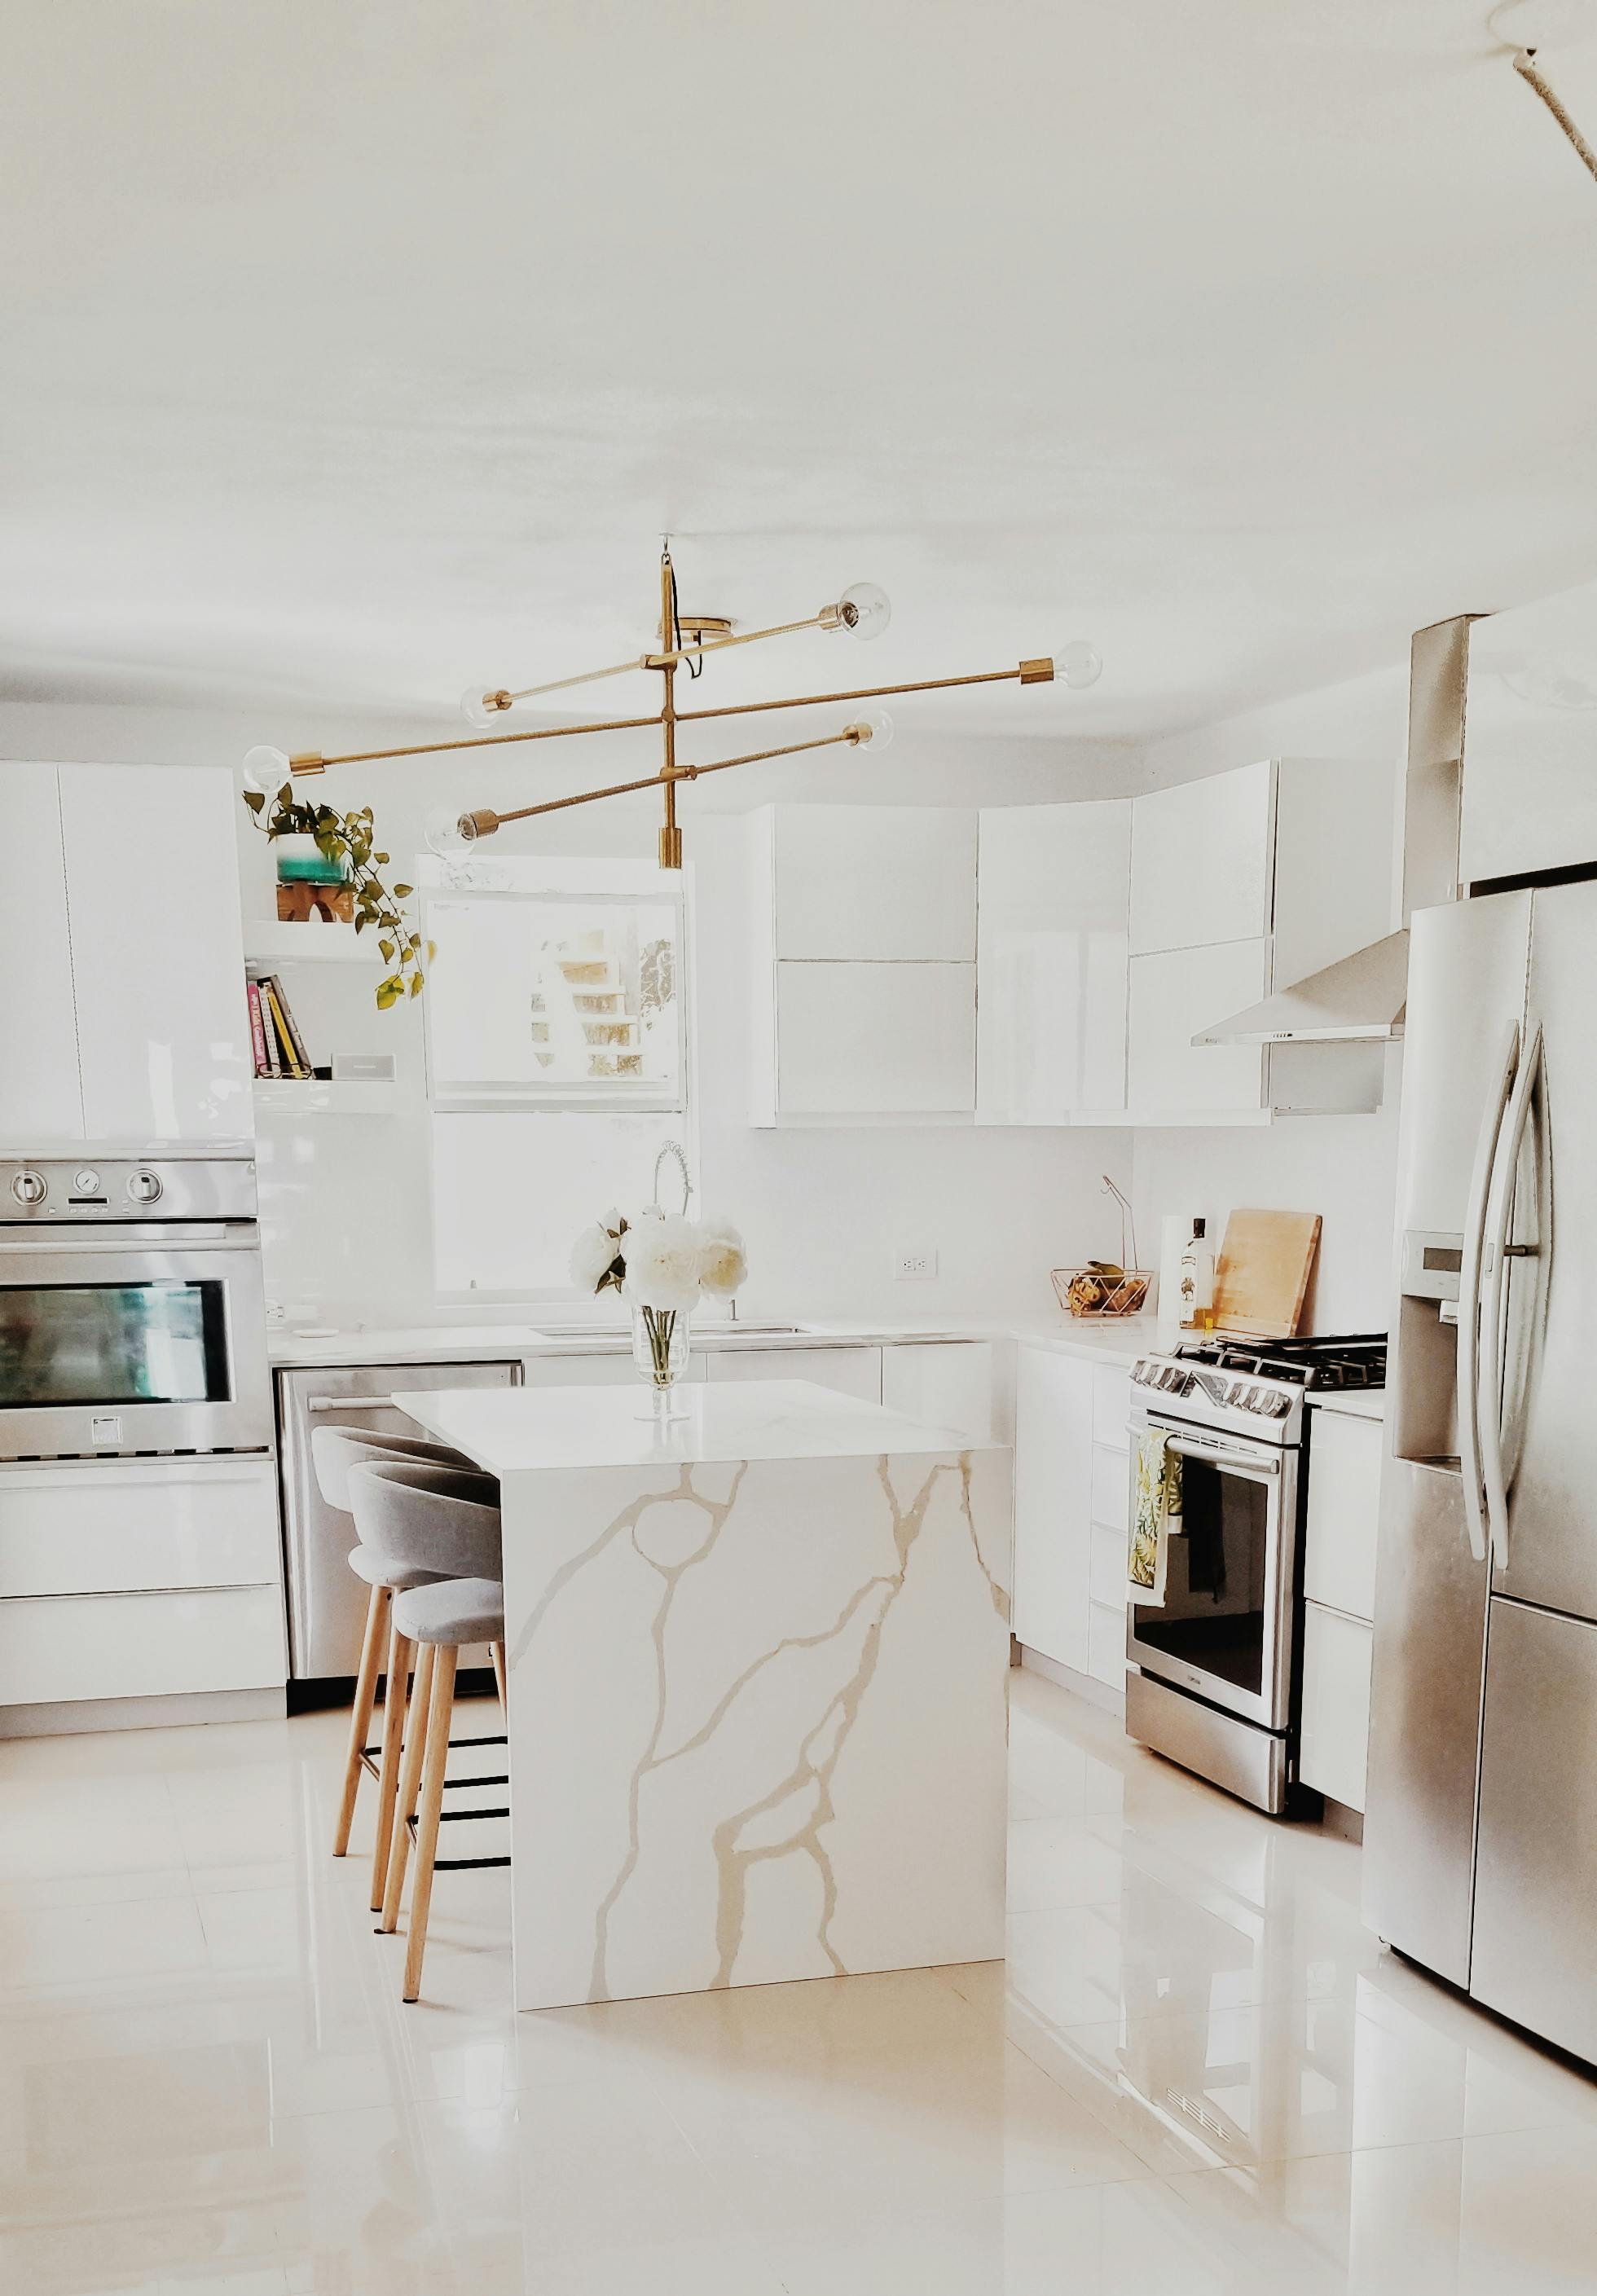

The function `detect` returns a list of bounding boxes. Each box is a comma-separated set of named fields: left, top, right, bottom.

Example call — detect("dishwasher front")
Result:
left=276, top=1358, right=521, bottom=1690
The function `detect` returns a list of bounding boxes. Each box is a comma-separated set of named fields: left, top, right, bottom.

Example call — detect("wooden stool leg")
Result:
left=491, top=1640, right=508, bottom=1712
left=335, top=1583, right=389, bottom=1858
left=380, top=1638, right=435, bottom=1933
left=370, top=1620, right=415, bottom=1913
left=403, top=1645, right=459, bottom=2004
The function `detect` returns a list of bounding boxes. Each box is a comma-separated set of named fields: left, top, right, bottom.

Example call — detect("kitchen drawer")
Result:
left=706, top=1347, right=881, bottom=1402
left=1088, top=1598, right=1128, bottom=1690
left=1092, top=1366, right=1132, bottom=1450
left=1090, top=1442, right=1129, bottom=1534
left=1089, top=1521, right=1127, bottom=1606
left=1304, top=1409, right=1384, bottom=1622
left=1300, top=1601, right=1372, bottom=1812
left=0, top=1586, right=287, bottom=1705
left=0, top=1458, right=279, bottom=1599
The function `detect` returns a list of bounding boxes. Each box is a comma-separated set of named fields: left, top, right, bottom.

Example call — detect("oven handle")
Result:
left=0, top=1224, right=256, bottom=1252
left=307, top=1394, right=413, bottom=1414
left=1161, top=1435, right=1281, bottom=1479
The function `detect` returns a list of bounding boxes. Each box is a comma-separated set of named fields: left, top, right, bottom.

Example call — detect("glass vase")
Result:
left=631, top=1301, right=691, bottom=1419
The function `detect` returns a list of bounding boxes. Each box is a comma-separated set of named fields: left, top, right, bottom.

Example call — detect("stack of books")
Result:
left=247, top=973, right=315, bottom=1080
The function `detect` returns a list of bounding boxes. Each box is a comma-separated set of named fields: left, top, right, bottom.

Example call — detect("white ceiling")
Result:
left=2, top=1, right=1596, bottom=741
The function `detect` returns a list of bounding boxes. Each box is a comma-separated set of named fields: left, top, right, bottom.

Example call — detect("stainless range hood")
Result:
left=1194, top=926, right=1408, bottom=1045
left=1195, top=615, right=1479, bottom=1049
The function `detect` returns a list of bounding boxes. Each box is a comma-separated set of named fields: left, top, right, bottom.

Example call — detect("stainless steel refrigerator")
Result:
left=1364, top=881, right=1597, bottom=2065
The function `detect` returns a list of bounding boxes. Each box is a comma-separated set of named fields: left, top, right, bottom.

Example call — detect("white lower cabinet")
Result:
left=1300, top=1602, right=1374, bottom=1812
left=880, top=1340, right=994, bottom=1441
left=706, top=1346, right=882, bottom=1401
left=1013, top=1344, right=1131, bottom=1691
left=0, top=1457, right=287, bottom=1710
left=0, top=1458, right=281, bottom=1599
left=0, top=1587, right=286, bottom=1706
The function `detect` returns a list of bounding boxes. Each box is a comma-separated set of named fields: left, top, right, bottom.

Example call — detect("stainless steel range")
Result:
left=1124, top=1333, right=1386, bottom=1814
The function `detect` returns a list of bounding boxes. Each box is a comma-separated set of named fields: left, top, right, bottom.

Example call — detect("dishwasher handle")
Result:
left=307, top=1394, right=414, bottom=1414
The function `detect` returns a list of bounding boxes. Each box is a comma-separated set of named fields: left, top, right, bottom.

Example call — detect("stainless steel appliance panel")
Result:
left=277, top=1360, right=519, bottom=1679
left=1125, top=1415, right=1296, bottom=1732
left=1469, top=1597, right=1597, bottom=2065
left=1125, top=1665, right=1289, bottom=1816
left=1362, top=891, right=1530, bottom=1986
left=0, top=1225, right=272, bottom=1459
left=1494, top=882, right=1597, bottom=1621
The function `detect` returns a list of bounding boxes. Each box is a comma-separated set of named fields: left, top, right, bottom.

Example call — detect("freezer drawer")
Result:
left=1470, top=1597, right=1597, bottom=2066
left=277, top=1358, right=520, bottom=1680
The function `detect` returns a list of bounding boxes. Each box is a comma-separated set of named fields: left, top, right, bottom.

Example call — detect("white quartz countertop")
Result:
left=392, top=1377, right=998, bottom=1475
left=268, top=1319, right=992, bottom=1370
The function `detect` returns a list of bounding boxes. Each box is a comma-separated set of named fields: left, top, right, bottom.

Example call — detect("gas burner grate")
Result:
left=1172, top=1333, right=1387, bottom=1391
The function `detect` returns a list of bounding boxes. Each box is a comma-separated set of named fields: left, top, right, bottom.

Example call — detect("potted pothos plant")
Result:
left=242, top=779, right=431, bottom=1009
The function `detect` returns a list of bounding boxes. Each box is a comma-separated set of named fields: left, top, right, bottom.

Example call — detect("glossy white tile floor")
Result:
left=2, top=1669, right=1595, bottom=2293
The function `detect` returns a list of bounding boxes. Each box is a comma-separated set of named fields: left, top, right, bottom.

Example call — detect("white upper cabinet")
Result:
left=1462, top=579, right=1597, bottom=886
left=0, top=768, right=84, bottom=1142
left=0, top=764, right=253, bottom=1146
left=1128, top=939, right=1269, bottom=1119
left=975, top=801, right=1130, bottom=1123
left=773, top=961, right=975, bottom=1117
left=1130, top=762, right=1274, bottom=956
left=1126, top=757, right=1395, bottom=1123
left=750, top=807, right=978, bottom=1124
left=770, top=805, right=976, bottom=961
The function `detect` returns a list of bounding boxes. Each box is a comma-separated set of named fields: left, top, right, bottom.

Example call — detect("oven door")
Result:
left=0, top=1224, right=271, bottom=1458
left=1125, top=1412, right=1300, bottom=1731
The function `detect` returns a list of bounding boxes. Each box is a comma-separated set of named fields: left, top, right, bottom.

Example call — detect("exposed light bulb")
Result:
left=460, top=685, right=509, bottom=731
left=425, top=803, right=474, bottom=855
left=242, top=745, right=290, bottom=794
left=844, top=707, right=895, bottom=751
left=1054, top=640, right=1103, bottom=690
left=837, top=581, right=891, bottom=641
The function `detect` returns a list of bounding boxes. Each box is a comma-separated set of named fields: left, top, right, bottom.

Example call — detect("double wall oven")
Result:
left=1124, top=1335, right=1385, bottom=1814
left=0, top=1157, right=271, bottom=1460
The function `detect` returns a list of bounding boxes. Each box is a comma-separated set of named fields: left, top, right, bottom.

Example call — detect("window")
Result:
left=420, top=855, right=694, bottom=1295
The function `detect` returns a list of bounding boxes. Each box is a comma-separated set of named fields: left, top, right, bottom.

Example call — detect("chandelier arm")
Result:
left=469, top=728, right=859, bottom=834
left=502, top=656, right=651, bottom=704
left=295, top=710, right=663, bottom=773
left=675, top=663, right=1041, bottom=726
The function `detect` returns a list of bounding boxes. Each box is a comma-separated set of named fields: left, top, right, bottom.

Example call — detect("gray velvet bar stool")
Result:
left=310, top=1426, right=476, bottom=1905
left=346, top=1456, right=507, bottom=1999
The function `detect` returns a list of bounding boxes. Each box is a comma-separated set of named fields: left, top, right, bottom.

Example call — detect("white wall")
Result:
left=0, top=702, right=1142, bottom=1326
left=1128, top=660, right=1411, bottom=1335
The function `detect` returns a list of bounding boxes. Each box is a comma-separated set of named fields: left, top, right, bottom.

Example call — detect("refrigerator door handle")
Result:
left=1458, top=1023, right=1520, bottom=1565
left=1480, top=1023, right=1542, bottom=1572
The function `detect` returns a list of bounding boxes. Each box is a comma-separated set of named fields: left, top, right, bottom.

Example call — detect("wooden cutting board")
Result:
left=1212, top=1209, right=1322, bottom=1338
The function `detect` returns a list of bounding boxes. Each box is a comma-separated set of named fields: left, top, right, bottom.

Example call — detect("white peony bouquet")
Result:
left=570, top=1204, right=747, bottom=1388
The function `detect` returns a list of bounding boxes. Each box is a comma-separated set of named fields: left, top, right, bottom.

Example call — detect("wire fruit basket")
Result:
left=1051, top=1265, right=1152, bottom=1318
left=1051, top=1174, right=1150, bottom=1317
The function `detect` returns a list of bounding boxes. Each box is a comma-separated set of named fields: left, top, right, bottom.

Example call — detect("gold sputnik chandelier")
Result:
left=244, top=544, right=1102, bottom=872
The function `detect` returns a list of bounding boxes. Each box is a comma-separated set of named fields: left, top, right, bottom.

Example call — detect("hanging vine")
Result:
left=243, top=781, right=430, bottom=1009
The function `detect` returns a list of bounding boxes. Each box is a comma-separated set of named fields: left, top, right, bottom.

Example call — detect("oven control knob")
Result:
left=11, top=1169, right=46, bottom=1206
left=126, top=1169, right=163, bottom=1205
left=1262, top=1391, right=1289, bottom=1416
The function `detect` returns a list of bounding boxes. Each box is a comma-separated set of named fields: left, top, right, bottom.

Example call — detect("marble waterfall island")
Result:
left=392, top=1379, right=1012, bottom=2012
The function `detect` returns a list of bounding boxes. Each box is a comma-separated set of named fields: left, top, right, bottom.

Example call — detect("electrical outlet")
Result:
left=893, top=1247, right=939, bottom=1281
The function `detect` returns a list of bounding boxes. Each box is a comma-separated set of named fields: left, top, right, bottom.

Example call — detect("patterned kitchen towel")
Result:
left=1129, top=1428, right=1182, bottom=1608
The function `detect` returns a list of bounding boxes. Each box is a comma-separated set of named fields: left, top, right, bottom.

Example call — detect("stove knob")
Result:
left=1263, top=1391, right=1290, bottom=1417
left=126, top=1170, right=163, bottom=1205
left=11, top=1169, right=46, bottom=1207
